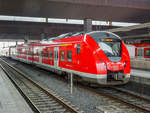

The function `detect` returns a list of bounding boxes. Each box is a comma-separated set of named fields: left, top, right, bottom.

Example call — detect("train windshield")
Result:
left=88, top=31, right=121, bottom=57
left=98, top=41, right=121, bottom=57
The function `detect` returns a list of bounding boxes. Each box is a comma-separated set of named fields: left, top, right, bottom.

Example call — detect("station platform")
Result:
left=130, top=69, right=150, bottom=85
left=0, top=67, right=33, bottom=113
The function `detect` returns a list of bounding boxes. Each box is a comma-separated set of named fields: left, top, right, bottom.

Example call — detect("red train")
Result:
left=127, top=42, right=150, bottom=59
left=133, top=43, right=150, bottom=58
left=9, top=31, right=131, bottom=85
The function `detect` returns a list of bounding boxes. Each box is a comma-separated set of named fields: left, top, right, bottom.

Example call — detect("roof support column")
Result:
left=45, top=18, right=48, bottom=23
left=41, top=33, right=46, bottom=40
left=16, top=41, right=18, bottom=46
left=148, top=27, right=150, bottom=34
left=24, top=35, right=29, bottom=44
left=84, top=18, right=92, bottom=33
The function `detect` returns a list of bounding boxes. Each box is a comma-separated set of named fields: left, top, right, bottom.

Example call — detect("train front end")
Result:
left=87, top=31, right=130, bottom=85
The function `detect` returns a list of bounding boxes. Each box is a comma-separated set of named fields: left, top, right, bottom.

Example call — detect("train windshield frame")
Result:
left=88, top=31, right=122, bottom=57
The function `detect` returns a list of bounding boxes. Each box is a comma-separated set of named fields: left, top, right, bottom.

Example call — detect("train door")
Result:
left=54, top=47, right=59, bottom=67
left=31, top=46, right=34, bottom=64
left=39, top=47, right=43, bottom=64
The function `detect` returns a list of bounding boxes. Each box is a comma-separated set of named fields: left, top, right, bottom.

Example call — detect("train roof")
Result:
left=16, top=31, right=121, bottom=48
left=48, top=32, right=85, bottom=41
left=47, top=31, right=120, bottom=43
left=87, top=31, right=121, bottom=40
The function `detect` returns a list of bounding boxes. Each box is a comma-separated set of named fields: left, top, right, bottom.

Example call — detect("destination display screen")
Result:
left=100, top=38, right=120, bottom=42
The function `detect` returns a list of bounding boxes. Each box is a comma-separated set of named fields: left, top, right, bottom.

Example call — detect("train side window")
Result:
left=36, top=50, right=39, bottom=56
left=145, top=49, right=150, bottom=57
left=40, top=51, right=42, bottom=57
left=137, top=49, right=140, bottom=56
left=77, top=44, right=80, bottom=54
left=50, top=50, right=53, bottom=59
left=61, top=51, right=65, bottom=61
left=46, top=51, right=49, bottom=58
left=137, top=48, right=143, bottom=56
left=28, top=51, right=30, bottom=55
left=67, top=51, right=72, bottom=62
left=142, top=49, right=144, bottom=56
left=43, top=51, right=45, bottom=58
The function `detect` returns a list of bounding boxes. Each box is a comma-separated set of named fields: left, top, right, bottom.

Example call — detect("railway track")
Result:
left=2, top=57, right=150, bottom=113
left=79, top=84, right=150, bottom=113
left=97, top=87, right=150, bottom=113
left=0, top=58, right=82, bottom=113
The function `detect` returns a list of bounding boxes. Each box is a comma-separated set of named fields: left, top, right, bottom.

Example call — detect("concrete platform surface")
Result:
left=131, top=69, right=150, bottom=78
left=0, top=67, right=33, bottom=113
left=131, top=59, right=150, bottom=70
left=131, top=69, right=150, bottom=85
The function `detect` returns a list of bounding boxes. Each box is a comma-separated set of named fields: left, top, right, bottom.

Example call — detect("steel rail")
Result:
left=0, top=58, right=82, bottom=113
left=110, top=86, right=150, bottom=102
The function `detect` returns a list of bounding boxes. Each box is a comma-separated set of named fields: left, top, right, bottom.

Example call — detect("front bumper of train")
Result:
left=81, top=73, right=130, bottom=86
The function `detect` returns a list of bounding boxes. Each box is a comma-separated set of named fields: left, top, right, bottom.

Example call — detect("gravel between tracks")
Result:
left=5, top=57, right=150, bottom=113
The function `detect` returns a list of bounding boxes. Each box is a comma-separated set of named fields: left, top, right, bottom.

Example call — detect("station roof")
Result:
left=0, top=19, right=149, bottom=42
left=0, top=0, right=150, bottom=23
left=0, top=20, right=117, bottom=41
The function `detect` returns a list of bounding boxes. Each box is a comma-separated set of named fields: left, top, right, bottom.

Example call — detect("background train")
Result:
left=8, top=31, right=131, bottom=86
left=126, top=40, right=150, bottom=59
left=126, top=41, right=150, bottom=70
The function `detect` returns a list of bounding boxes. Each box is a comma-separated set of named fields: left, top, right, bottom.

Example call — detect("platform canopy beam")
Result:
left=0, top=0, right=150, bottom=23
left=84, top=18, right=92, bottom=33
left=24, top=35, right=29, bottom=44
